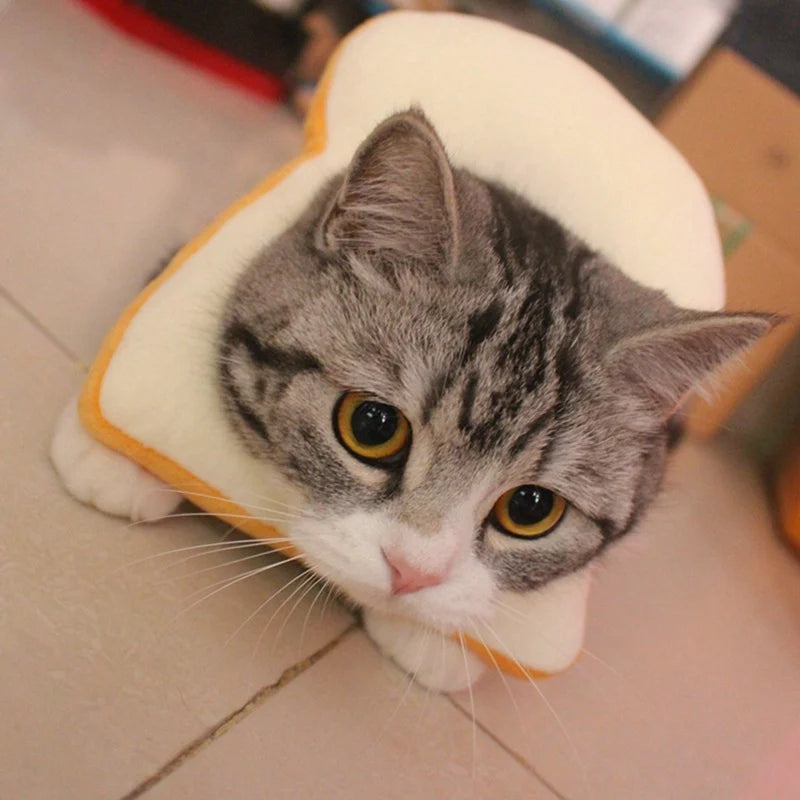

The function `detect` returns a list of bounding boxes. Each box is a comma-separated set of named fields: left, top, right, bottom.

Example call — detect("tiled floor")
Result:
left=2, top=2, right=799, bottom=799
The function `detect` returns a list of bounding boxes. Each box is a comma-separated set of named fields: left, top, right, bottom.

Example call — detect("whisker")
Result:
left=374, top=622, right=434, bottom=750
left=156, top=547, right=276, bottom=583
left=243, top=494, right=313, bottom=515
left=281, top=575, right=327, bottom=656
left=170, top=554, right=306, bottom=625
left=456, top=632, right=479, bottom=780
left=489, top=598, right=625, bottom=692
left=247, top=569, right=318, bottom=663
left=271, top=571, right=324, bottom=646
left=466, top=617, right=529, bottom=742
left=152, top=486, right=307, bottom=519
left=218, top=525, right=239, bottom=543
left=298, top=580, right=331, bottom=652
left=180, top=553, right=302, bottom=602
left=114, top=538, right=263, bottom=573
left=161, top=483, right=315, bottom=517
left=579, top=647, right=651, bottom=711
left=488, top=597, right=531, bottom=622
left=580, top=647, right=625, bottom=681
left=232, top=567, right=314, bottom=654
left=412, top=626, right=439, bottom=729
left=317, top=580, right=340, bottom=622
left=127, top=511, right=297, bottom=528
left=437, top=626, right=446, bottom=688
left=402, top=625, right=433, bottom=716
left=116, top=534, right=307, bottom=576
left=224, top=573, right=294, bottom=648
left=229, top=487, right=314, bottom=516
left=163, top=538, right=295, bottom=572
left=480, top=618, right=590, bottom=798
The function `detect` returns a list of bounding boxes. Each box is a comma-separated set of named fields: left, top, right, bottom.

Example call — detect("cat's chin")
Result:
left=372, top=598, right=478, bottom=638
left=329, top=580, right=482, bottom=638
left=293, top=548, right=492, bottom=636
left=363, top=609, right=486, bottom=692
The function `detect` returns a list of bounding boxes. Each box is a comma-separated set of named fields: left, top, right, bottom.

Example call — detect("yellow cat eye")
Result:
left=334, top=391, right=411, bottom=466
left=491, top=485, right=566, bottom=539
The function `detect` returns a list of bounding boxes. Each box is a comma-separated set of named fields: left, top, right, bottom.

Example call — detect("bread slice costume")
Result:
left=62, top=12, right=724, bottom=679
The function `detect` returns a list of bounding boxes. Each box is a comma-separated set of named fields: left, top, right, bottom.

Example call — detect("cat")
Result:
left=52, top=108, right=772, bottom=691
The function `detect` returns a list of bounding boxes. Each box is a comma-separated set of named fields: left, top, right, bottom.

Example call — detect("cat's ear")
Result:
left=317, top=108, right=459, bottom=278
left=605, top=311, right=776, bottom=412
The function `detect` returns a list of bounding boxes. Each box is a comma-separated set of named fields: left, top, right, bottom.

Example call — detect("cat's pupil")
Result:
left=351, top=402, right=398, bottom=446
left=507, top=485, right=554, bottom=526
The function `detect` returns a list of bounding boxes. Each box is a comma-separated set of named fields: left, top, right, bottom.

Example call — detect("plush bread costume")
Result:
left=70, top=12, right=724, bottom=679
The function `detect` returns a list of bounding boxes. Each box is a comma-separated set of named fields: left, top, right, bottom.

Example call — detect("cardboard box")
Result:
left=657, top=49, right=800, bottom=437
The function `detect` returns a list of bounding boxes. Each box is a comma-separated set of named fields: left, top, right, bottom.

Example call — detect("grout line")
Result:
left=445, top=694, right=570, bottom=800
left=0, top=285, right=86, bottom=366
left=0, top=281, right=568, bottom=798
left=119, top=623, right=358, bottom=800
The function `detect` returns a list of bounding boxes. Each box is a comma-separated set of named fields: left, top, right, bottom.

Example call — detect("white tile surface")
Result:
left=143, top=631, right=559, bottom=800
left=0, top=0, right=302, bottom=364
left=455, top=440, right=800, bottom=799
left=0, top=295, right=351, bottom=800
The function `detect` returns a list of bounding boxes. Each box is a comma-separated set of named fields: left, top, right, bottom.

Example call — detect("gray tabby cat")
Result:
left=217, top=108, right=771, bottom=689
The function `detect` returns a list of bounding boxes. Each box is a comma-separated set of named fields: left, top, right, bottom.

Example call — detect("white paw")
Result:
left=363, top=610, right=486, bottom=692
left=50, top=396, right=182, bottom=522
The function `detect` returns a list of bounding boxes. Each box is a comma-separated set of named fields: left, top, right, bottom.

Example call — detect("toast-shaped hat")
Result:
left=68, top=11, right=724, bottom=679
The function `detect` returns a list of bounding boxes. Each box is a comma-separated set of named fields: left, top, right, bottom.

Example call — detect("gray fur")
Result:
left=218, top=108, right=771, bottom=596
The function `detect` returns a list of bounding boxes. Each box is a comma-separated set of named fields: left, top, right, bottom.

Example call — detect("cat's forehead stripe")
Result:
left=419, top=370, right=449, bottom=426
left=507, top=408, right=555, bottom=459
left=224, top=321, right=322, bottom=375
left=418, top=300, right=506, bottom=427
left=464, top=300, right=504, bottom=362
left=457, top=372, right=478, bottom=433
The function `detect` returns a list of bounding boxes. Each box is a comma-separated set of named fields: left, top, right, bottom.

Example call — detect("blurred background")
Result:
left=64, top=0, right=799, bottom=546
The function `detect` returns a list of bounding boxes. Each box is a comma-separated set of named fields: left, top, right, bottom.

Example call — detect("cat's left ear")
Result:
left=605, top=311, right=778, bottom=412
left=316, top=108, right=460, bottom=279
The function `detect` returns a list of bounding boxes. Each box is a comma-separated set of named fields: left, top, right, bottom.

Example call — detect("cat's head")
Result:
left=219, top=109, right=771, bottom=632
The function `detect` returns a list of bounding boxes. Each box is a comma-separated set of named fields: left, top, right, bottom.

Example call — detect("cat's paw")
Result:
left=50, top=396, right=181, bottom=522
left=363, top=610, right=485, bottom=692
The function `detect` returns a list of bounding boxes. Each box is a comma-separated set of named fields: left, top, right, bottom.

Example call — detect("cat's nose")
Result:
left=383, top=549, right=447, bottom=595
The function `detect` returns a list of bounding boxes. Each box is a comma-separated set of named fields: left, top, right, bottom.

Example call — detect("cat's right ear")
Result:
left=605, top=310, right=778, bottom=413
left=316, top=108, right=460, bottom=281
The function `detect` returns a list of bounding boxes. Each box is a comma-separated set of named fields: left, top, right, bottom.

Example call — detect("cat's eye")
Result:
left=491, top=485, right=566, bottom=539
left=334, top=391, right=411, bottom=466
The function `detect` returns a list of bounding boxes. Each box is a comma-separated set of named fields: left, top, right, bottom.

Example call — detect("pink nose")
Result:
left=383, top=550, right=446, bottom=596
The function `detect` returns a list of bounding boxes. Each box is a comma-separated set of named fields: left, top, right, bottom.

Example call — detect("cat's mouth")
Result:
left=284, top=516, right=495, bottom=632
left=298, top=553, right=485, bottom=633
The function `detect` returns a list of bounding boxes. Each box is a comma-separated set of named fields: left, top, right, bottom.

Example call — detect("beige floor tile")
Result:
left=454, top=441, right=800, bottom=800
left=142, top=630, right=556, bottom=800
left=0, top=297, right=351, bottom=800
left=0, top=0, right=302, bottom=364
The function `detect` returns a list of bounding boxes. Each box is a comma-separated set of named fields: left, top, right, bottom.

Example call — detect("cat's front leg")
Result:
left=50, top=396, right=181, bottom=522
left=363, top=609, right=486, bottom=692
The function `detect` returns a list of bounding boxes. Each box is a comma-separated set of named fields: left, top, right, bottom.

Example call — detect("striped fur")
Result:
left=216, top=110, right=770, bottom=628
